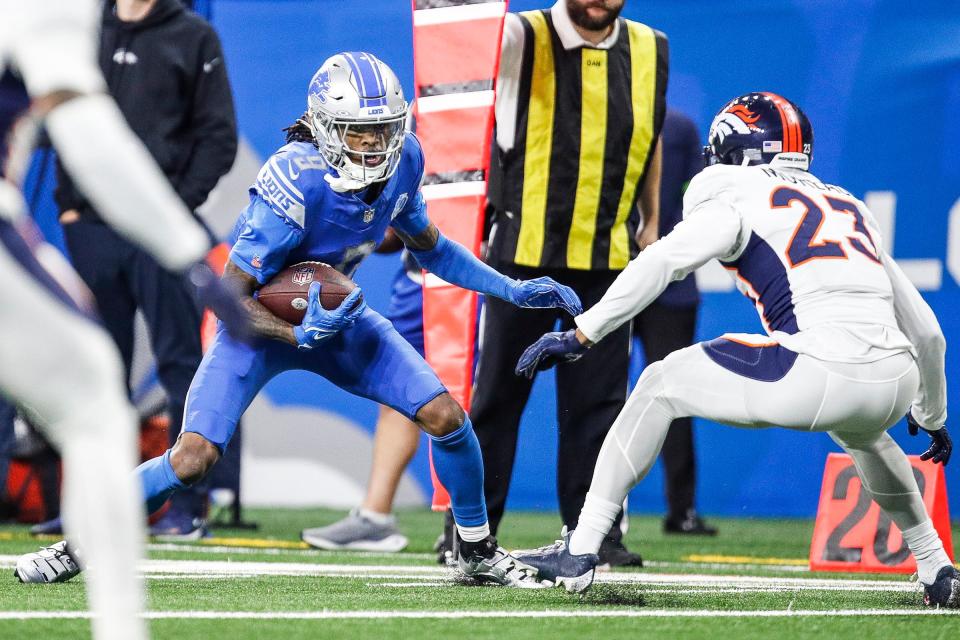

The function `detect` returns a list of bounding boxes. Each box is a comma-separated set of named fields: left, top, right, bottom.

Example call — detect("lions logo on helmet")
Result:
left=306, top=52, right=408, bottom=189
left=704, top=92, right=814, bottom=171
left=309, top=70, right=332, bottom=104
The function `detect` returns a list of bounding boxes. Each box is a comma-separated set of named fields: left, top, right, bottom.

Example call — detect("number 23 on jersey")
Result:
left=771, top=186, right=882, bottom=268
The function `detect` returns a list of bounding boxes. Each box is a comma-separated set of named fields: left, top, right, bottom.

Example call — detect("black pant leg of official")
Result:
left=471, top=264, right=559, bottom=535
left=129, top=242, right=205, bottom=517
left=62, top=222, right=138, bottom=380
left=555, top=270, right=630, bottom=536
left=634, top=302, right=698, bottom=519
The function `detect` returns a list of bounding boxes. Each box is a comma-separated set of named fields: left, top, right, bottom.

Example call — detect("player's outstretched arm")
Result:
left=881, top=251, right=947, bottom=431
left=575, top=200, right=742, bottom=345
left=394, top=221, right=582, bottom=316
left=516, top=200, right=742, bottom=378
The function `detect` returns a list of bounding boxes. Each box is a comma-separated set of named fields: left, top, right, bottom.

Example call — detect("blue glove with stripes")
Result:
left=508, top=277, right=583, bottom=317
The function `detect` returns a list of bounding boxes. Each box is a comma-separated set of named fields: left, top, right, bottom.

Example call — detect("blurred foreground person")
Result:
left=3, top=2, right=248, bottom=638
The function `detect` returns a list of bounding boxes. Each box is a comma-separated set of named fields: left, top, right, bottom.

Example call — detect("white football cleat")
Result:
left=458, top=536, right=550, bottom=589
left=14, top=541, right=82, bottom=584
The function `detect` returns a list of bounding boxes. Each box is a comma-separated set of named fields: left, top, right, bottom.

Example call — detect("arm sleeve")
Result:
left=172, top=28, right=238, bottom=210
left=408, top=232, right=513, bottom=300
left=576, top=201, right=743, bottom=343
left=881, top=251, right=947, bottom=429
left=228, top=196, right=304, bottom=285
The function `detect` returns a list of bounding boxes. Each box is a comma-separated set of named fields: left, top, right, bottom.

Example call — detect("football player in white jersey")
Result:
left=1, top=1, right=248, bottom=638
left=512, top=92, right=957, bottom=606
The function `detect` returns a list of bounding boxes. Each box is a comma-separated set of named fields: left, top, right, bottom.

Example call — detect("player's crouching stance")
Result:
left=512, top=92, right=958, bottom=606
left=22, top=52, right=580, bottom=588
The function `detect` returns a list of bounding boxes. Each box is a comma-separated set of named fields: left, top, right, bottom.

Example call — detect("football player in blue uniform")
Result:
left=32, top=51, right=581, bottom=587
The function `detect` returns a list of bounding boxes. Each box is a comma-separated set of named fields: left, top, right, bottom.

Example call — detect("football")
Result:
left=256, top=261, right=359, bottom=324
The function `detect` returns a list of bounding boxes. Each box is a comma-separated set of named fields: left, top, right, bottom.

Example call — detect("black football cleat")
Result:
left=598, top=536, right=644, bottom=568
left=512, top=527, right=599, bottom=593
left=664, top=509, right=718, bottom=536
left=922, top=565, right=960, bottom=608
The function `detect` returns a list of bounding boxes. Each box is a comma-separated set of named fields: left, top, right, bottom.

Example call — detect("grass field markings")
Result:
left=0, top=609, right=957, bottom=620
left=146, top=542, right=436, bottom=561
left=682, top=554, right=808, bottom=566
left=643, top=560, right=810, bottom=573
left=201, top=537, right=310, bottom=550
left=363, top=582, right=451, bottom=588
left=593, top=572, right=915, bottom=592
left=0, top=554, right=919, bottom=592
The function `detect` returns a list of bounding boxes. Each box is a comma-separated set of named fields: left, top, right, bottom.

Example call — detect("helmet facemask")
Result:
left=310, top=110, right=406, bottom=186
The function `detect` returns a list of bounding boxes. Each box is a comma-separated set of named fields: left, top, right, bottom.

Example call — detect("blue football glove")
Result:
left=515, top=329, right=587, bottom=379
left=907, top=411, right=952, bottom=466
left=294, top=281, right=366, bottom=350
left=186, top=262, right=252, bottom=342
left=508, top=277, right=582, bottom=317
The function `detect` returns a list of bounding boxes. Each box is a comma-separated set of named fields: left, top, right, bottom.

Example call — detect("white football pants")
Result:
left=0, top=238, right=147, bottom=640
left=574, top=336, right=937, bottom=559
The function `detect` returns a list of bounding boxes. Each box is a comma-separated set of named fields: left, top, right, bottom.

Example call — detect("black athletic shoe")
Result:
left=512, top=527, right=598, bottom=593
left=598, top=536, right=643, bottom=568
left=923, top=565, right=960, bottom=608
left=663, top=509, right=718, bottom=536
left=433, top=509, right=456, bottom=566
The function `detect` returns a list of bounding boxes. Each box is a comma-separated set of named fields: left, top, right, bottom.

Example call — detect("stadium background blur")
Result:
left=19, top=0, right=960, bottom=520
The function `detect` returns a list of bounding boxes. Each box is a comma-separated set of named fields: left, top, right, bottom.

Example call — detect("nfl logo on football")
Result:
left=292, top=265, right=315, bottom=286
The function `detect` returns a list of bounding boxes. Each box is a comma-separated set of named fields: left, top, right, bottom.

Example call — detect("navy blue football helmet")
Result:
left=704, top=92, right=814, bottom=170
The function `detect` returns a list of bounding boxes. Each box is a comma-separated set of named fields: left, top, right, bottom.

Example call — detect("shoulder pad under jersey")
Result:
left=253, top=142, right=329, bottom=229
left=682, top=164, right=741, bottom=218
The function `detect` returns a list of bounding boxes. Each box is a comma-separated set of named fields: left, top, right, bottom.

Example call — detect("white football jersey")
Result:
left=682, top=163, right=914, bottom=362
left=577, top=159, right=946, bottom=428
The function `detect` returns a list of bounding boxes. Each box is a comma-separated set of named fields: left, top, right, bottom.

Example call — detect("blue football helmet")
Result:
left=704, top=92, right=814, bottom=170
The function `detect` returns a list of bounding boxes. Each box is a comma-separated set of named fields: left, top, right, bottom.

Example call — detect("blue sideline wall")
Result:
left=27, top=0, right=960, bottom=518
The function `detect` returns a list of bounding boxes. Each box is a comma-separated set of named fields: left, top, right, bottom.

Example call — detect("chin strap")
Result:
left=324, top=172, right=369, bottom=193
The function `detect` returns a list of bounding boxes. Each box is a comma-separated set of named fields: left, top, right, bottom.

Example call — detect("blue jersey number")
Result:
left=771, top=187, right=881, bottom=267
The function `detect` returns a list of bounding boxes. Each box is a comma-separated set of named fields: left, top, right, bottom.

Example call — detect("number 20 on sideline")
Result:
left=810, top=453, right=954, bottom=573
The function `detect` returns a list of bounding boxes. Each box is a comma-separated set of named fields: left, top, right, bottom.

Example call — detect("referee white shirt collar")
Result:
left=495, top=2, right=622, bottom=153
left=550, top=0, right=621, bottom=51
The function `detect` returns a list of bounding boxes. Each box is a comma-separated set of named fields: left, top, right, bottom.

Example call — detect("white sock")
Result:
left=569, top=493, right=621, bottom=555
left=456, top=522, right=490, bottom=542
left=902, top=520, right=952, bottom=584
left=357, top=507, right=394, bottom=526
left=61, top=419, right=147, bottom=640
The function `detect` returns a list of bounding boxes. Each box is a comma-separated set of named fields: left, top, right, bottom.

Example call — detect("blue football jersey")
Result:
left=229, top=132, right=430, bottom=284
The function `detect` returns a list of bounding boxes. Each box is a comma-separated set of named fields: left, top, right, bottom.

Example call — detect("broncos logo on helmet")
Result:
left=704, top=92, right=814, bottom=170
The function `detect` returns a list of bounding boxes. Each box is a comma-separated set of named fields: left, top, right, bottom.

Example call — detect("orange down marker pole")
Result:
left=411, top=0, right=507, bottom=511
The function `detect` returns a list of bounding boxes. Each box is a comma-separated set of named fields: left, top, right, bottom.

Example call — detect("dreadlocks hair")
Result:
left=283, top=112, right=317, bottom=146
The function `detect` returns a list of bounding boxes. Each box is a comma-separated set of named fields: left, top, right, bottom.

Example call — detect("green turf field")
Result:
left=0, top=508, right=956, bottom=639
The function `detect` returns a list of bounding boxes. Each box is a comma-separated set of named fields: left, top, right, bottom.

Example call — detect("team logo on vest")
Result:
left=292, top=265, right=316, bottom=286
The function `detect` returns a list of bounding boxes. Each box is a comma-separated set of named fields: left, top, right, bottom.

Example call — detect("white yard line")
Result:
left=0, top=555, right=914, bottom=591
left=0, top=609, right=955, bottom=620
